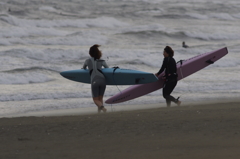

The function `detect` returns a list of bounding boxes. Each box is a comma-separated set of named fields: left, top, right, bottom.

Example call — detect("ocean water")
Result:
left=0, top=0, right=239, bottom=117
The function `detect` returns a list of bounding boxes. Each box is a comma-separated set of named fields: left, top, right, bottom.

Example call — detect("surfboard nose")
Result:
left=60, top=71, right=75, bottom=80
left=60, top=71, right=67, bottom=77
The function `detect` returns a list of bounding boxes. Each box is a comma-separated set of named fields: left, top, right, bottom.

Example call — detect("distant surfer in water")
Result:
left=83, top=44, right=109, bottom=113
left=155, top=46, right=181, bottom=107
left=182, top=41, right=189, bottom=48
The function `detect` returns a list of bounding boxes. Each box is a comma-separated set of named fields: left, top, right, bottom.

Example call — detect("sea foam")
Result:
left=0, top=15, right=128, bottom=28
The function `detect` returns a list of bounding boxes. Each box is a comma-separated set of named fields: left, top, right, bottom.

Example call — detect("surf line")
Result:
left=177, top=59, right=185, bottom=101
left=111, top=66, right=122, bottom=112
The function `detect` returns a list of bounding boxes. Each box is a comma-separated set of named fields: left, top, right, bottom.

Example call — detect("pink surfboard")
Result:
left=105, top=47, right=228, bottom=104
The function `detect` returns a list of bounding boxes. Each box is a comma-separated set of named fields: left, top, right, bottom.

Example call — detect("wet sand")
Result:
left=1, top=100, right=240, bottom=159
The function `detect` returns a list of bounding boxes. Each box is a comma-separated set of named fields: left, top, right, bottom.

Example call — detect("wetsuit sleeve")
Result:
left=83, top=60, right=88, bottom=69
left=102, top=61, right=109, bottom=68
left=156, top=58, right=167, bottom=75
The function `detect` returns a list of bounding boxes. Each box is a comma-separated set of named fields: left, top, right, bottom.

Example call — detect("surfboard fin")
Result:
left=177, top=60, right=184, bottom=65
left=135, top=78, right=140, bottom=84
left=135, top=78, right=145, bottom=84
left=206, top=59, right=214, bottom=64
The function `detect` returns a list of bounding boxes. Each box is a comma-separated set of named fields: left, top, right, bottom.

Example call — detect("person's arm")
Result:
left=156, top=58, right=167, bottom=76
left=102, top=61, right=109, bottom=68
left=82, top=60, right=88, bottom=69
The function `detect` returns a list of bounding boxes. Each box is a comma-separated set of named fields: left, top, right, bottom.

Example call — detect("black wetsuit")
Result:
left=157, top=57, right=178, bottom=106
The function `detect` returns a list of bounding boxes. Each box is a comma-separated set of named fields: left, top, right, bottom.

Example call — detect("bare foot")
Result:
left=98, top=106, right=107, bottom=113
left=177, top=100, right=181, bottom=106
left=102, top=107, right=107, bottom=113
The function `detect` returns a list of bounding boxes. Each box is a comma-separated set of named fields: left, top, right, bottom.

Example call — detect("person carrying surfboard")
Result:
left=83, top=44, right=109, bottom=113
left=155, top=46, right=181, bottom=107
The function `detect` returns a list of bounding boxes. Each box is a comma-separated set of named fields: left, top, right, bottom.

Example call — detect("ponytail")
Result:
left=164, top=46, right=174, bottom=57
left=89, top=44, right=102, bottom=59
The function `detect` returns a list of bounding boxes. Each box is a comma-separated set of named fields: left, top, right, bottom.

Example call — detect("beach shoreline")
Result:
left=1, top=99, right=240, bottom=159
left=3, top=98, right=239, bottom=118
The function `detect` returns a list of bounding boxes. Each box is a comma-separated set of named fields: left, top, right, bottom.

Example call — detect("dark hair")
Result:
left=164, top=46, right=174, bottom=57
left=89, top=44, right=102, bottom=59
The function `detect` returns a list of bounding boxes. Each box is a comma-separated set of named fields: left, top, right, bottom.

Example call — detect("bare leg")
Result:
left=98, top=96, right=103, bottom=105
left=99, top=96, right=106, bottom=112
left=93, top=96, right=107, bottom=113
left=93, top=97, right=102, bottom=107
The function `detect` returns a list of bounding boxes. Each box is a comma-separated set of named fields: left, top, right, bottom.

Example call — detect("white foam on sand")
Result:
left=2, top=103, right=166, bottom=118
left=4, top=98, right=240, bottom=118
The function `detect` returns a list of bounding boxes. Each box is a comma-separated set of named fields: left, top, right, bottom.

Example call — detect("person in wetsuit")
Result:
left=155, top=46, right=181, bottom=107
left=83, top=44, right=109, bottom=112
left=182, top=41, right=189, bottom=48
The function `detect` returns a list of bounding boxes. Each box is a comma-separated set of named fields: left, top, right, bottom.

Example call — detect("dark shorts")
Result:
left=91, top=79, right=106, bottom=97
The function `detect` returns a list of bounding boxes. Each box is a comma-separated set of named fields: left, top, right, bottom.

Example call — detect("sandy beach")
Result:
left=1, top=100, right=240, bottom=159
